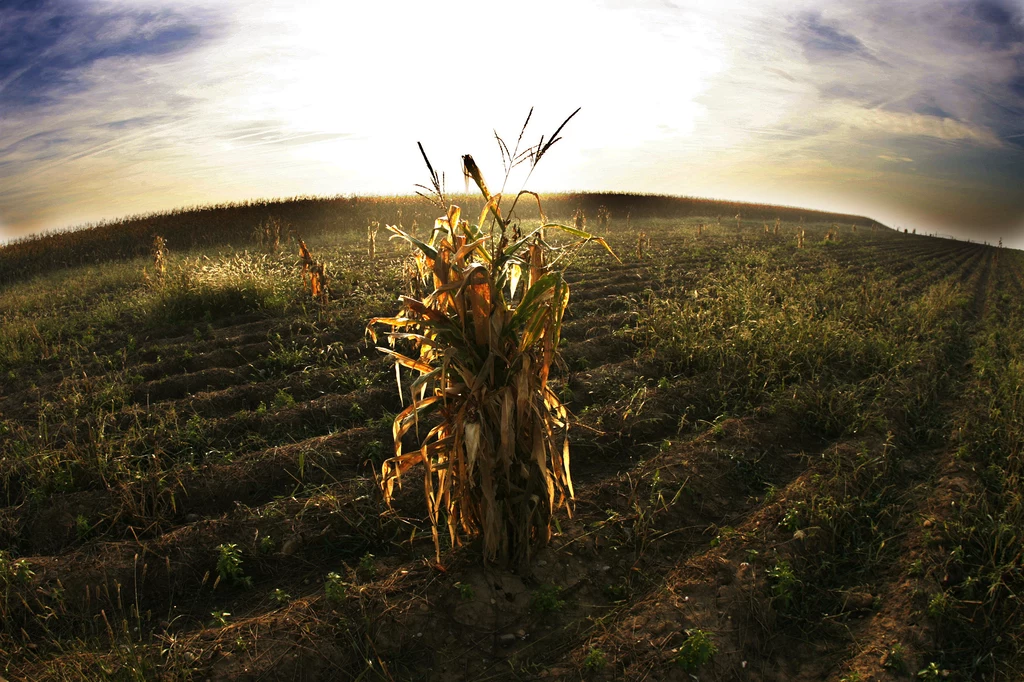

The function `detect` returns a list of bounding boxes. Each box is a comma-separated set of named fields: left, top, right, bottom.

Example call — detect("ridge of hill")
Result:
left=0, top=192, right=883, bottom=286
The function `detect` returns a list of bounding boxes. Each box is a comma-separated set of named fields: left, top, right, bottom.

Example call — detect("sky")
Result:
left=1, top=0, right=1023, bottom=246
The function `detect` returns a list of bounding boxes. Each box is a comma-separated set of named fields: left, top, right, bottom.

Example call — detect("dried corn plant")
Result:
left=797, top=229, right=806, bottom=249
left=572, top=206, right=586, bottom=231
left=596, top=205, right=611, bottom=229
left=369, top=110, right=617, bottom=568
left=636, top=231, right=651, bottom=260
left=298, top=239, right=330, bottom=304
left=256, top=216, right=285, bottom=253
left=152, top=235, right=167, bottom=279
left=697, top=223, right=704, bottom=238
left=774, top=217, right=781, bottom=236
left=368, top=220, right=380, bottom=260
left=764, top=223, right=770, bottom=235
left=825, top=225, right=837, bottom=242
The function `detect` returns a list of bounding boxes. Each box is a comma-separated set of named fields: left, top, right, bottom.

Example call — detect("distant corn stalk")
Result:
left=256, top=216, right=285, bottom=253
left=636, top=231, right=651, bottom=260
left=825, top=225, right=837, bottom=242
left=573, top=207, right=586, bottom=230
left=152, top=235, right=167, bottom=278
left=851, top=223, right=857, bottom=233
left=298, top=239, right=330, bottom=304
left=596, top=205, right=611, bottom=229
left=697, top=223, right=704, bottom=238
left=369, top=117, right=616, bottom=567
left=764, top=223, right=769, bottom=235
left=797, top=229, right=805, bottom=249
left=368, top=220, right=380, bottom=260
left=774, top=218, right=781, bottom=235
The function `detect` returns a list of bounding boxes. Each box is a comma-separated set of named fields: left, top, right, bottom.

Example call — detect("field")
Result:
left=1, top=199, right=1022, bottom=681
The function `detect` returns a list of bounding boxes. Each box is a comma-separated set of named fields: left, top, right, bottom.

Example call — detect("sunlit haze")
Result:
left=2, top=0, right=1023, bottom=245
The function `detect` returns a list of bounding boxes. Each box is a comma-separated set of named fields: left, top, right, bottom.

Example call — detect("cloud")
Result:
left=843, top=107, right=1004, bottom=146
left=796, top=11, right=884, bottom=63
left=0, top=0, right=1022, bottom=245
left=0, top=0, right=211, bottom=107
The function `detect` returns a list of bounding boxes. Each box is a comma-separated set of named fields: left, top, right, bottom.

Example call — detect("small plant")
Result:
left=271, top=588, right=291, bottom=605
left=210, top=610, right=231, bottom=627
left=74, top=513, right=91, bottom=540
left=358, top=552, right=376, bottom=579
left=272, top=388, right=295, bottom=410
left=709, top=526, right=736, bottom=548
left=531, top=584, right=566, bottom=613
left=216, top=543, right=252, bottom=588
left=883, top=643, right=907, bottom=674
left=917, top=662, right=943, bottom=678
left=602, top=581, right=629, bottom=602
left=767, top=560, right=799, bottom=610
left=455, top=582, right=474, bottom=600
left=258, top=536, right=276, bottom=554
left=780, top=501, right=806, bottom=531
left=926, top=591, right=951, bottom=619
left=583, top=647, right=607, bottom=671
left=0, top=551, right=34, bottom=586
left=325, top=572, right=347, bottom=603
left=675, top=628, right=717, bottom=673
left=362, top=439, right=386, bottom=466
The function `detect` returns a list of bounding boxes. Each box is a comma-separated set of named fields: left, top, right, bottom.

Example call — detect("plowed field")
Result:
left=2, top=215, right=1021, bottom=681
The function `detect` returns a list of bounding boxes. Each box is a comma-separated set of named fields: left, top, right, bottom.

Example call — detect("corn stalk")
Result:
left=152, top=235, right=167, bottom=279
left=298, top=239, right=329, bottom=304
left=369, top=117, right=616, bottom=567
left=368, top=220, right=380, bottom=260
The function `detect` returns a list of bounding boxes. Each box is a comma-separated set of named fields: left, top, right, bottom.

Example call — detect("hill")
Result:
left=0, top=192, right=882, bottom=287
